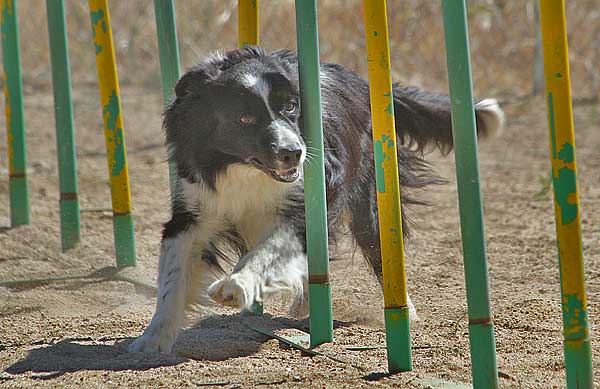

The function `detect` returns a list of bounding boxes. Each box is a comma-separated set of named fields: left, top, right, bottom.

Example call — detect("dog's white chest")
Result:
left=181, top=164, right=296, bottom=246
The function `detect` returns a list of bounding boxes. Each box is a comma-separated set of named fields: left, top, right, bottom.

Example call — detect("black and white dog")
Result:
left=130, top=47, right=503, bottom=353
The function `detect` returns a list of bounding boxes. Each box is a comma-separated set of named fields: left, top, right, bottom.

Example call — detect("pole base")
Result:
left=59, top=198, right=80, bottom=251
left=308, top=282, right=333, bottom=348
left=113, top=212, right=136, bottom=268
left=384, top=307, right=412, bottom=373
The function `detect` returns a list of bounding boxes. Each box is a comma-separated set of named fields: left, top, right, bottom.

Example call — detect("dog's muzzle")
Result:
left=247, top=120, right=305, bottom=182
left=247, top=151, right=302, bottom=183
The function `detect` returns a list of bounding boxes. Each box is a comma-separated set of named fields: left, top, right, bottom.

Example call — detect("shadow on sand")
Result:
left=5, top=313, right=350, bottom=379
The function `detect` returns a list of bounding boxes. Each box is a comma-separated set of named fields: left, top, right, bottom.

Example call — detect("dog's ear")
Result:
left=218, top=46, right=264, bottom=71
left=174, top=67, right=214, bottom=98
left=175, top=47, right=266, bottom=98
left=175, top=71, right=198, bottom=98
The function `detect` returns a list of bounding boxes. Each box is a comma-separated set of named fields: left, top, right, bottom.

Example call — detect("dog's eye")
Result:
left=239, top=114, right=256, bottom=125
left=283, top=101, right=297, bottom=113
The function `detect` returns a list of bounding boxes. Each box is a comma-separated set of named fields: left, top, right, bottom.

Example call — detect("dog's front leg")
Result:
left=208, top=223, right=308, bottom=315
left=129, top=228, right=195, bottom=353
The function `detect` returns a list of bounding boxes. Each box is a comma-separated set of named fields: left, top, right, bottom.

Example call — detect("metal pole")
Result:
left=294, top=0, right=333, bottom=348
left=238, top=0, right=259, bottom=47
left=236, top=0, right=263, bottom=315
left=539, top=1, right=593, bottom=387
left=363, top=0, right=412, bottom=373
left=1, top=0, right=30, bottom=227
left=441, top=1, right=498, bottom=387
left=88, top=0, right=136, bottom=267
left=153, top=0, right=180, bottom=198
left=46, top=0, right=81, bottom=252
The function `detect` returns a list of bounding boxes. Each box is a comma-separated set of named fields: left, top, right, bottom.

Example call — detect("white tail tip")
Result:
left=475, top=98, right=505, bottom=138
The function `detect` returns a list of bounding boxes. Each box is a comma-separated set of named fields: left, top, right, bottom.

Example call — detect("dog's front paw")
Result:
left=208, top=273, right=257, bottom=309
left=289, top=287, right=309, bottom=318
left=129, top=327, right=177, bottom=354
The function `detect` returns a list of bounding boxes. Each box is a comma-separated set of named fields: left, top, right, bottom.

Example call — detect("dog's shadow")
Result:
left=5, top=313, right=350, bottom=379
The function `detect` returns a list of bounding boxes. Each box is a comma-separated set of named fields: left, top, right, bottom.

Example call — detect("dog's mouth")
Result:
left=247, top=158, right=300, bottom=183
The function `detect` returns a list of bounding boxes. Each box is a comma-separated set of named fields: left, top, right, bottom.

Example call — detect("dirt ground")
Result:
left=0, top=87, right=598, bottom=388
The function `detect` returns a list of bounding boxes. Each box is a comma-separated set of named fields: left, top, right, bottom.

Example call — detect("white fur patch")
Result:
left=130, top=231, right=196, bottom=353
left=241, top=73, right=259, bottom=88
left=203, top=50, right=226, bottom=66
left=181, top=164, right=298, bottom=246
left=475, top=98, right=505, bottom=138
left=209, top=223, right=308, bottom=312
left=319, top=70, right=333, bottom=88
left=407, top=295, right=418, bottom=321
left=208, top=272, right=256, bottom=308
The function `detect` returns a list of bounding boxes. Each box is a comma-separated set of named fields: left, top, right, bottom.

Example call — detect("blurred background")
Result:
left=6, top=0, right=600, bottom=102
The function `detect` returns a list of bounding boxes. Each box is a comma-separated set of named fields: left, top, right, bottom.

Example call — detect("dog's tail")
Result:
left=392, top=84, right=505, bottom=154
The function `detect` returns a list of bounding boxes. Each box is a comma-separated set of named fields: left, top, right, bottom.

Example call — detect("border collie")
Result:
left=130, top=47, right=503, bottom=353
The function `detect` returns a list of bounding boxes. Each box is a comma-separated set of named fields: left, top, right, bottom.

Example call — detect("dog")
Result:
left=129, top=47, right=503, bottom=353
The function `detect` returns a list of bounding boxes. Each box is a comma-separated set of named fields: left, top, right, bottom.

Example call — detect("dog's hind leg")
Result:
left=208, top=223, right=307, bottom=316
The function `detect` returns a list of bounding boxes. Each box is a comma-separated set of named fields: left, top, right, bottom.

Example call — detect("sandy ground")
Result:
left=0, top=87, right=599, bottom=388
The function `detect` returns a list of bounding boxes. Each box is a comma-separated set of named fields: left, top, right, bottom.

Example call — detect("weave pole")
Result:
left=362, top=0, right=412, bottom=373
left=1, top=0, right=30, bottom=227
left=88, top=0, right=136, bottom=268
left=153, top=0, right=180, bottom=196
left=237, top=0, right=264, bottom=315
left=238, top=0, right=258, bottom=48
left=46, top=0, right=80, bottom=251
left=539, top=1, right=593, bottom=387
left=295, top=0, right=333, bottom=348
left=441, top=2, right=498, bottom=387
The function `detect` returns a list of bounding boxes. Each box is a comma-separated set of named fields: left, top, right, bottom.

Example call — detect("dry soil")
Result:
left=1, top=89, right=599, bottom=388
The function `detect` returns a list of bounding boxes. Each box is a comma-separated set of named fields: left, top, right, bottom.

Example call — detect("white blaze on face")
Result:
left=271, top=120, right=306, bottom=166
left=241, top=73, right=259, bottom=88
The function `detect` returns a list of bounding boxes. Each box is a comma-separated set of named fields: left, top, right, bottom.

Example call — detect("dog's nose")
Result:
left=277, top=147, right=302, bottom=166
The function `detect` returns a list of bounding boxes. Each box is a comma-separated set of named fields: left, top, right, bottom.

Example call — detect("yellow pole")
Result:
left=88, top=0, right=136, bottom=267
left=238, top=0, right=262, bottom=315
left=363, top=0, right=411, bottom=373
left=539, top=1, right=593, bottom=387
left=238, top=0, right=259, bottom=47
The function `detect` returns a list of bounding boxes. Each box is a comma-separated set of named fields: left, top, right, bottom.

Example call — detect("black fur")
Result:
left=162, top=209, right=196, bottom=239
left=163, top=47, right=499, bottom=283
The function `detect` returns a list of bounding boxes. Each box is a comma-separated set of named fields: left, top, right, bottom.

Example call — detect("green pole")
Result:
left=441, top=1, right=498, bottom=387
left=1, top=0, right=30, bottom=227
left=294, top=0, right=333, bottom=348
left=153, top=0, right=179, bottom=196
left=46, top=0, right=81, bottom=251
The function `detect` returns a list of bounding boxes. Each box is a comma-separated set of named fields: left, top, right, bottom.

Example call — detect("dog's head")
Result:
left=165, top=47, right=306, bottom=187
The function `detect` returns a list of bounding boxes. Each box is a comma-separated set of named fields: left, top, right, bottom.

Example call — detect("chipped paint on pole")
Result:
left=539, top=1, right=593, bottom=387
left=363, top=0, right=412, bottom=373
left=89, top=0, right=136, bottom=267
